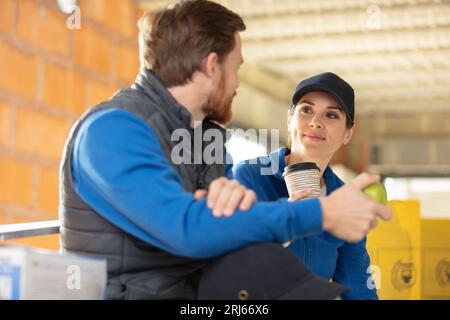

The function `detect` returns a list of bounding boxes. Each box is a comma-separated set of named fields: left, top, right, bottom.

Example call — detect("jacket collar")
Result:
left=134, top=68, right=193, bottom=129
left=134, top=68, right=228, bottom=142
left=270, top=146, right=290, bottom=180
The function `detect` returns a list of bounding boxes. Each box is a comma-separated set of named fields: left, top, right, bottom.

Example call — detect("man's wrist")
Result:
left=291, top=198, right=323, bottom=236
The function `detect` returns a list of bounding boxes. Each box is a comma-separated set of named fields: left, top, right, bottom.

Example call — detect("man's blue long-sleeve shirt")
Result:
left=71, top=108, right=324, bottom=259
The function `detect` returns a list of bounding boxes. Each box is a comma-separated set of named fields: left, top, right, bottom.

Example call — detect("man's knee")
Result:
left=198, top=242, right=348, bottom=300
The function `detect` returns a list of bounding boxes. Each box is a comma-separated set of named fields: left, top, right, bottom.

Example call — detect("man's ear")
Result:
left=343, top=125, right=355, bottom=145
left=202, top=52, right=219, bottom=78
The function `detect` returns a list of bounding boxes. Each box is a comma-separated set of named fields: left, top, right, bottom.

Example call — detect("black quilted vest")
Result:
left=59, top=69, right=228, bottom=299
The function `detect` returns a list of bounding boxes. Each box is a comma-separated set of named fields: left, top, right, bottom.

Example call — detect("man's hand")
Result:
left=319, top=173, right=393, bottom=243
left=194, top=177, right=257, bottom=217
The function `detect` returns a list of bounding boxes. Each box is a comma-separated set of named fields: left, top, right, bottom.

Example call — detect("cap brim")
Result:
left=275, top=275, right=349, bottom=300
left=292, top=84, right=351, bottom=118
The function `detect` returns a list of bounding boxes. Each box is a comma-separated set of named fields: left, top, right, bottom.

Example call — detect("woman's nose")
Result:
left=309, top=117, right=323, bottom=128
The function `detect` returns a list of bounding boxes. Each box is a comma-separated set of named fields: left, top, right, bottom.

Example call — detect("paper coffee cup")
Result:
left=283, top=162, right=321, bottom=199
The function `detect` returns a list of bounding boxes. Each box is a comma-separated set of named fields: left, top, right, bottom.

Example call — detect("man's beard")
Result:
left=201, top=73, right=234, bottom=125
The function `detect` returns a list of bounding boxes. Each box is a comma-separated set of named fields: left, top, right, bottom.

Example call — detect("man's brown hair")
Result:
left=138, top=0, right=246, bottom=87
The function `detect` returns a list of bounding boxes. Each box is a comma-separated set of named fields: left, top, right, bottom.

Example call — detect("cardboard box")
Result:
left=0, top=245, right=106, bottom=300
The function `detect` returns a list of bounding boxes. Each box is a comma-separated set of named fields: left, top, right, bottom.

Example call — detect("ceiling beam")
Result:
left=242, top=28, right=450, bottom=60
left=241, top=3, right=450, bottom=41
left=218, top=0, right=450, bottom=19
left=262, top=49, right=450, bottom=75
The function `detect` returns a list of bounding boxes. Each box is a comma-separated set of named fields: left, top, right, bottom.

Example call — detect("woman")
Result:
left=233, top=72, right=378, bottom=300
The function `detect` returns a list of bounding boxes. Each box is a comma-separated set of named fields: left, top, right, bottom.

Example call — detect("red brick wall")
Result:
left=0, top=0, right=143, bottom=250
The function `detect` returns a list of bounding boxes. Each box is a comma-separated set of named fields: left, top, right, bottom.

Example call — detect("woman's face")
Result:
left=288, top=91, right=354, bottom=160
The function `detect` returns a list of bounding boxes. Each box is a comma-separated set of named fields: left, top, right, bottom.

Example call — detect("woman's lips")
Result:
left=304, top=134, right=326, bottom=141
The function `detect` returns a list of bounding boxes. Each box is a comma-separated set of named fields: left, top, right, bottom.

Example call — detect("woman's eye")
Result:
left=327, top=112, right=339, bottom=119
left=300, top=106, right=312, bottom=113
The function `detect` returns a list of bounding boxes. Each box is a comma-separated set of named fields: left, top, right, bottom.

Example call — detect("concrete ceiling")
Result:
left=137, top=0, right=450, bottom=142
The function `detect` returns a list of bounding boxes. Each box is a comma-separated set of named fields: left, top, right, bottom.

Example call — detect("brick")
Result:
left=0, top=101, right=11, bottom=147
left=8, top=212, right=58, bottom=224
left=0, top=0, right=15, bottom=33
left=0, top=209, right=9, bottom=224
left=42, top=63, right=67, bottom=111
left=85, top=80, right=117, bottom=108
left=136, top=8, right=146, bottom=21
left=5, top=213, right=60, bottom=250
left=17, top=0, right=70, bottom=56
left=0, top=156, right=34, bottom=207
left=37, top=166, right=59, bottom=214
left=74, top=23, right=113, bottom=74
left=80, top=0, right=107, bottom=24
left=14, top=107, right=68, bottom=161
left=43, top=63, right=85, bottom=115
left=6, top=234, right=60, bottom=251
left=125, top=0, right=139, bottom=39
left=80, top=0, right=137, bottom=39
left=0, top=42, right=38, bottom=100
left=5, top=214, right=30, bottom=224
left=105, top=0, right=137, bottom=39
left=117, top=44, right=140, bottom=83
left=77, top=0, right=89, bottom=16
left=69, top=71, right=86, bottom=116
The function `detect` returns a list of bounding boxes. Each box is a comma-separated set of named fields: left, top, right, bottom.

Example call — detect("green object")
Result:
left=363, top=182, right=388, bottom=205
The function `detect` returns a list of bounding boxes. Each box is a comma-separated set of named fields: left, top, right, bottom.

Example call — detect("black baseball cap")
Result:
left=291, top=72, right=355, bottom=123
left=197, top=242, right=348, bottom=300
